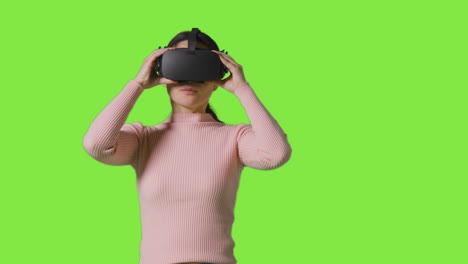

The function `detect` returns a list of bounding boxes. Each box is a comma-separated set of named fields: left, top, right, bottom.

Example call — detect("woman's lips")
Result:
left=181, top=88, right=197, bottom=94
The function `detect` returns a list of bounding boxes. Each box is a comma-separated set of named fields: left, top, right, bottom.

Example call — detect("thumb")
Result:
left=159, top=77, right=178, bottom=84
left=216, top=76, right=229, bottom=86
left=219, top=75, right=231, bottom=86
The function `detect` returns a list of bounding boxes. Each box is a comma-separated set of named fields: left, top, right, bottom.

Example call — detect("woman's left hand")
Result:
left=206, top=50, right=249, bottom=94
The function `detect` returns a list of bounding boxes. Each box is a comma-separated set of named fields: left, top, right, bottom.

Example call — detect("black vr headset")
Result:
left=155, top=28, right=229, bottom=83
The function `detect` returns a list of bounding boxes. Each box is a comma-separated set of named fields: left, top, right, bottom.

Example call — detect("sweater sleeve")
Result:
left=234, top=82, right=292, bottom=170
left=82, top=80, right=145, bottom=166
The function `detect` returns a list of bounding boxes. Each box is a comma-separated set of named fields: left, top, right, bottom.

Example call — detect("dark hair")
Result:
left=167, top=30, right=224, bottom=124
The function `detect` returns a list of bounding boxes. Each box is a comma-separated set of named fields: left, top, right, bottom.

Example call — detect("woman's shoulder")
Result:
left=122, top=121, right=145, bottom=134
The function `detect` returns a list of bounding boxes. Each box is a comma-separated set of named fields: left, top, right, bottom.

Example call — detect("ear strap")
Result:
left=188, top=28, right=200, bottom=52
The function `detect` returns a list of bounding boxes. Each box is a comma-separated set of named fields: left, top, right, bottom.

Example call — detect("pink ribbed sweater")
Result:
left=82, top=79, right=292, bottom=264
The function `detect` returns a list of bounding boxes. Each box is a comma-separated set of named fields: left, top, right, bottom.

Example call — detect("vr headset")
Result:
left=155, top=28, right=229, bottom=83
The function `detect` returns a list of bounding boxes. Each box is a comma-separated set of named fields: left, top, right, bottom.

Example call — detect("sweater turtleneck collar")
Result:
left=165, top=112, right=217, bottom=123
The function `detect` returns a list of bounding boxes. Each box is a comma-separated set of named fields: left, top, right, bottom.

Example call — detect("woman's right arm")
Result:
left=82, top=80, right=144, bottom=166
left=82, top=47, right=178, bottom=165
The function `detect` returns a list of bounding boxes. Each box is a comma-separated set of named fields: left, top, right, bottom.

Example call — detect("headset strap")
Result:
left=188, top=28, right=200, bottom=52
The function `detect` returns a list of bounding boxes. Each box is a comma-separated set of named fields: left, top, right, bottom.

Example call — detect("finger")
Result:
left=217, top=53, right=237, bottom=71
left=146, top=47, right=175, bottom=64
left=148, top=47, right=175, bottom=61
left=213, top=52, right=240, bottom=75
left=213, top=51, right=231, bottom=65
left=154, top=47, right=176, bottom=53
left=154, top=47, right=176, bottom=58
left=212, top=50, right=237, bottom=65
left=221, top=53, right=237, bottom=65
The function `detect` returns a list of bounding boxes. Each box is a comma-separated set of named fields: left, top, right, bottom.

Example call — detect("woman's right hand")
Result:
left=133, top=47, right=178, bottom=90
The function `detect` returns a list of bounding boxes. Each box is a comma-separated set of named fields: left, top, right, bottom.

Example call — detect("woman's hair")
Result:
left=167, top=30, right=224, bottom=124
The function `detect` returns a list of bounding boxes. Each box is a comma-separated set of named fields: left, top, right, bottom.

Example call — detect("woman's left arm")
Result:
left=208, top=51, right=292, bottom=170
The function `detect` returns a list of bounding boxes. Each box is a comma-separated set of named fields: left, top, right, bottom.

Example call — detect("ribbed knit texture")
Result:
left=83, top=79, right=292, bottom=264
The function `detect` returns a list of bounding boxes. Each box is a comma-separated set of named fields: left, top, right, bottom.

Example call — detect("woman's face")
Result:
left=165, top=40, right=219, bottom=113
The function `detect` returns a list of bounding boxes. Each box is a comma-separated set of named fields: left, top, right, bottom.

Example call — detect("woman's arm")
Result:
left=82, top=80, right=144, bottom=166
left=208, top=50, right=292, bottom=169
left=234, top=82, right=292, bottom=170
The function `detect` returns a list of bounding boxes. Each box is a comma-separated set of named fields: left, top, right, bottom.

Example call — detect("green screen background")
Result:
left=0, top=0, right=466, bottom=263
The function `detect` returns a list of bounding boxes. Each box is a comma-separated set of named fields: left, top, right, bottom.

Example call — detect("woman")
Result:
left=82, top=29, right=292, bottom=264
